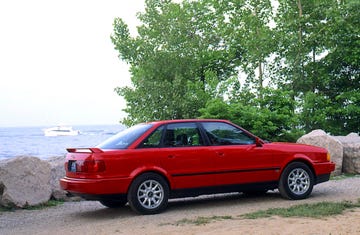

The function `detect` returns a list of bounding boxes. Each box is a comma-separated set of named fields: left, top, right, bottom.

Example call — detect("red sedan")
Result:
left=60, top=119, right=335, bottom=214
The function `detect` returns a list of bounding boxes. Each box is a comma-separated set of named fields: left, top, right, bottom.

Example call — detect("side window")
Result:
left=138, top=126, right=164, bottom=148
left=164, top=123, right=204, bottom=147
left=202, top=122, right=255, bottom=145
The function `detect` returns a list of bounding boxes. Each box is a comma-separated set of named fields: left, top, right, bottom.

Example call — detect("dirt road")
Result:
left=1, top=177, right=360, bottom=235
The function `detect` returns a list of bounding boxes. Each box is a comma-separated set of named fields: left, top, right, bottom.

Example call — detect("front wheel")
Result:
left=127, top=173, right=169, bottom=215
left=279, top=162, right=314, bottom=200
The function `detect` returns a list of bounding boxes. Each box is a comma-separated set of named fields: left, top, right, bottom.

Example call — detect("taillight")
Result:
left=70, top=160, right=105, bottom=173
left=326, top=152, right=331, bottom=161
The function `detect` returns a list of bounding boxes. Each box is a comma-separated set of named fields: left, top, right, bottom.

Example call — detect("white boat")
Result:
left=43, top=126, right=80, bottom=136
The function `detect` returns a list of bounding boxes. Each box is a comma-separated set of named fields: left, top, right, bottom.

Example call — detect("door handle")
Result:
left=216, top=152, right=224, bottom=157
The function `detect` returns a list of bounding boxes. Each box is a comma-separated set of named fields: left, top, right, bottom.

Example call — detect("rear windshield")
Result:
left=97, top=123, right=153, bottom=149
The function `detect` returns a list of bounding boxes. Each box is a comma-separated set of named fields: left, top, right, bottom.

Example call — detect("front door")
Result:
left=201, top=122, right=279, bottom=186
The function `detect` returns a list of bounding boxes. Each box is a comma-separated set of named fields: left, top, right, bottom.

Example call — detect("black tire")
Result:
left=99, top=199, right=127, bottom=208
left=278, top=162, right=314, bottom=200
left=127, top=173, right=169, bottom=215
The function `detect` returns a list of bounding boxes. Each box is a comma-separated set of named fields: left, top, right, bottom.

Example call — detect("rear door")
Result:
left=141, top=122, right=215, bottom=189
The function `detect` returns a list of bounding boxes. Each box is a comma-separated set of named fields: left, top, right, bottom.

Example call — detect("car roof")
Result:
left=145, top=119, right=231, bottom=125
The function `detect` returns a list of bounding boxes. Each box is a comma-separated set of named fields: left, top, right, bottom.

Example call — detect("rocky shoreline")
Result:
left=1, top=130, right=359, bottom=208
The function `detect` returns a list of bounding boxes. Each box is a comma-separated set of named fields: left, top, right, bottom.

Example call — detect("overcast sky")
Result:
left=0, top=0, right=145, bottom=127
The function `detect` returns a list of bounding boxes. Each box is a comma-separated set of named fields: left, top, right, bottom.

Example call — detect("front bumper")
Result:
left=314, top=161, right=336, bottom=175
left=313, top=161, right=336, bottom=184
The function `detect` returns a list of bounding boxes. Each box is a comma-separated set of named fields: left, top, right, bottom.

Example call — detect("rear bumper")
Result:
left=60, top=176, right=132, bottom=196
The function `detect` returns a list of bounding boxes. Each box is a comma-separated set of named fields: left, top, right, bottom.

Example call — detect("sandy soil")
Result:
left=1, top=177, right=360, bottom=235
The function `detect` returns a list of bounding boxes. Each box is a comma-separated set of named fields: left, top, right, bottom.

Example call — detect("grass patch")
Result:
left=0, top=199, right=64, bottom=213
left=163, top=215, right=233, bottom=226
left=242, top=200, right=360, bottom=219
left=161, top=199, right=360, bottom=226
left=23, top=199, right=64, bottom=210
left=331, top=173, right=360, bottom=181
left=0, top=205, right=14, bottom=213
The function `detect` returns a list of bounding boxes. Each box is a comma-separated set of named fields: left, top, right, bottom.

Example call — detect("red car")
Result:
left=60, top=119, right=335, bottom=214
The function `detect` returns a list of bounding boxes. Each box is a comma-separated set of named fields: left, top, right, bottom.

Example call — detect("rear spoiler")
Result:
left=66, top=148, right=103, bottom=153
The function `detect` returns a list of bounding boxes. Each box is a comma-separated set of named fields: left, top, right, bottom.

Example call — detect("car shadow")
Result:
left=69, top=204, right=135, bottom=220
left=71, top=190, right=283, bottom=220
left=166, top=191, right=282, bottom=212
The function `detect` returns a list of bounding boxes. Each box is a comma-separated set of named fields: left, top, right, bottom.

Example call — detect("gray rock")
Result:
left=334, top=133, right=360, bottom=174
left=0, top=156, right=52, bottom=208
left=346, top=133, right=360, bottom=138
left=297, top=130, right=343, bottom=176
left=341, top=142, right=360, bottom=174
left=47, top=156, right=67, bottom=200
left=334, top=132, right=360, bottom=144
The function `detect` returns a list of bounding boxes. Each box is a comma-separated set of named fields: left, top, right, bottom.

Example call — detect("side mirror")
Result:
left=255, top=137, right=263, bottom=147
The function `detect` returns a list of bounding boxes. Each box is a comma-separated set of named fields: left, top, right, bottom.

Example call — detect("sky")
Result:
left=0, top=0, right=145, bottom=127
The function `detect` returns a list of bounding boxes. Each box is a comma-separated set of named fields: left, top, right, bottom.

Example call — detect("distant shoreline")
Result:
left=0, top=124, right=125, bottom=160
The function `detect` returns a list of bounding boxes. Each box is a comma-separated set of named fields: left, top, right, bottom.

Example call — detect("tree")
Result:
left=112, top=0, right=359, bottom=139
left=111, top=0, right=237, bottom=126
left=200, top=80, right=302, bottom=142
left=275, top=0, right=360, bottom=134
left=318, top=0, right=360, bottom=134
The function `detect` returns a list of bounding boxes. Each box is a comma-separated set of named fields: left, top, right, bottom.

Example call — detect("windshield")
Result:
left=97, top=123, right=153, bottom=149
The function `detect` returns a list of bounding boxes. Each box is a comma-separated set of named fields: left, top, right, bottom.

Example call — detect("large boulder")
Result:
left=47, top=156, right=67, bottom=200
left=0, top=156, right=52, bottom=207
left=297, top=130, right=343, bottom=176
left=334, top=133, right=360, bottom=174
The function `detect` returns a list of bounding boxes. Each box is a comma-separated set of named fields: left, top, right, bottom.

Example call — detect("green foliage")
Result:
left=116, top=74, right=210, bottom=126
left=112, top=0, right=237, bottom=126
left=200, top=86, right=304, bottom=142
left=275, top=0, right=360, bottom=135
left=112, top=0, right=360, bottom=138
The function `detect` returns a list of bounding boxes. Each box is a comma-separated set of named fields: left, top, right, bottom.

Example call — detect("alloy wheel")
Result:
left=287, top=168, right=310, bottom=195
left=137, top=179, right=164, bottom=209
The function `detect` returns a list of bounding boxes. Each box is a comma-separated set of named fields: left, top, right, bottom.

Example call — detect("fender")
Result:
left=280, top=153, right=315, bottom=174
left=128, top=165, right=173, bottom=189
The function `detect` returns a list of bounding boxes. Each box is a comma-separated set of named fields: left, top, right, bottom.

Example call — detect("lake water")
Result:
left=0, top=125, right=125, bottom=160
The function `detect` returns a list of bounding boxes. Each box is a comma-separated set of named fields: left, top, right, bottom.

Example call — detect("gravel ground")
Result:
left=1, top=176, right=360, bottom=235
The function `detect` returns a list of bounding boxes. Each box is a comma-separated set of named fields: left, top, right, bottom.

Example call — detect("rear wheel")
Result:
left=279, top=162, right=314, bottom=200
left=127, top=173, right=169, bottom=215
